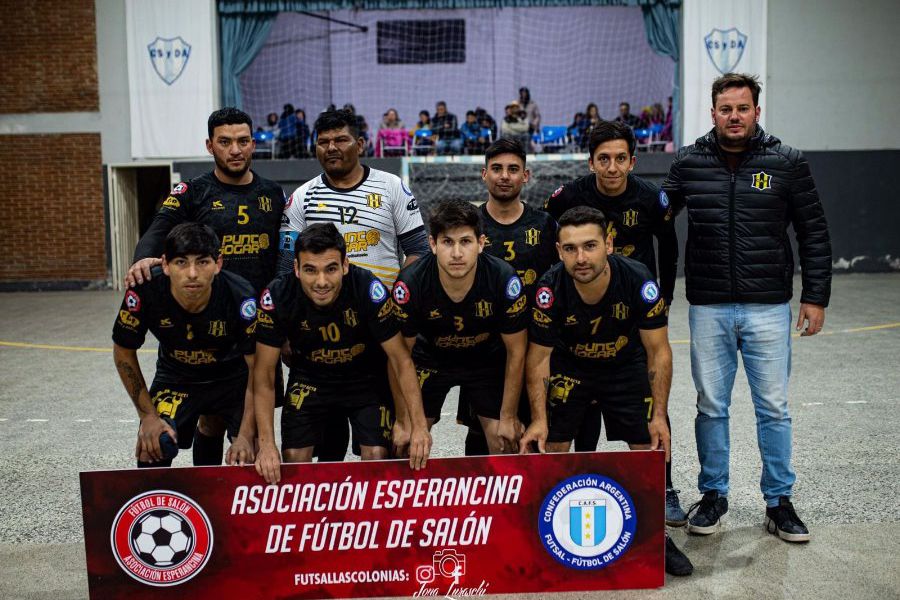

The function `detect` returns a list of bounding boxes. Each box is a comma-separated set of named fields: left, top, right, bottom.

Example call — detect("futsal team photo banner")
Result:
left=81, top=452, right=664, bottom=599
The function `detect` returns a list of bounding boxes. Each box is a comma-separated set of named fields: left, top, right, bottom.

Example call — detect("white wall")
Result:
left=766, top=0, right=900, bottom=150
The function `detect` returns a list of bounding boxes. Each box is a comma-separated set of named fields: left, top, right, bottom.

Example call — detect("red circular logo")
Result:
left=393, top=281, right=410, bottom=305
left=536, top=287, right=555, bottom=309
left=110, top=490, right=213, bottom=587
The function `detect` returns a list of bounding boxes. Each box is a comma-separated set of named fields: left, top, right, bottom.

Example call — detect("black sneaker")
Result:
left=686, top=491, right=728, bottom=535
left=664, top=534, right=693, bottom=576
left=765, top=497, right=810, bottom=543
left=665, top=488, right=687, bottom=526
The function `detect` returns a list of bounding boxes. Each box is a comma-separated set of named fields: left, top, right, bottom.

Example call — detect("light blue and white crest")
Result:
left=704, top=28, right=747, bottom=75
left=147, top=37, right=192, bottom=85
left=569, top=499, right=606, bottom=547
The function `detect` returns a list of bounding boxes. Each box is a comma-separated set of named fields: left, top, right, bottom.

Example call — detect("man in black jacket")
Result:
left=663, top=73, right=831, bottom=543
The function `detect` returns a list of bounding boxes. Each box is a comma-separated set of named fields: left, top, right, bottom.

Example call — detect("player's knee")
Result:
left=197, top=414, right=226, bottom=436
left=360, top=445, right=389, bottom=461
left=283, top=447, right=313, bottom=463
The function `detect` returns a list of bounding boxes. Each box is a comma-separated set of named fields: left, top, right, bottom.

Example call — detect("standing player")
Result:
left=126, top=107, right=286, bottom=467
left=112, top=223, right=258, bottom=468
left=518, top=206, right=692, bottom=576
left=543, top=121, right=685, bottom=526
left=459, top=138, right=558, bottom=455
left=280, top=108, right=429, bottom=460
left=253, top=224, right=431, bottom=484
left=392, top=200, right=528, bottom=455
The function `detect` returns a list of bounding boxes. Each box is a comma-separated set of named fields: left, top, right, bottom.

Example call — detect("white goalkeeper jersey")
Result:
left=280, top=166, right=423, bottom=287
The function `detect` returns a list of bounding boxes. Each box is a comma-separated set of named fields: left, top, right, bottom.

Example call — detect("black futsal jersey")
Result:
left=254, top=265, right=399, bottom=387
left=392, top=253, right=528, bottom=369
left=133, top=171, right=286, bottom=292
left=112, top=268, right=258, bottom=384
left=479, top=202, right=558, bottom=302
left=543, top=174, right=677, bottom=303
left=530, top=254, right=668, bottom=376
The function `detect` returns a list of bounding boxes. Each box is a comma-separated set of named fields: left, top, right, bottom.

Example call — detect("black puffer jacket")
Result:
left=663, top=127, right=831, bottom=307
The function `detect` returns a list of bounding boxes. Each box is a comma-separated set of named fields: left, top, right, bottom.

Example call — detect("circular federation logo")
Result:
left=658, top=189, right=669, bottom=209
left=110, top=490, right=213, bottom=587
left=369, top=279, right=387, bottom=302
left=641, top=281, right=660, bottom=303
left=240, top=298, right=257, bottom=321
left=506, top=276, right=522, bottom=300
left=538, top=474, right=637, bottom=570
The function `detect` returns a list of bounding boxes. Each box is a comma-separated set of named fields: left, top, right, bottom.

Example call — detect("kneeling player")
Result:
left=518, top=206, right=692, bottom=576
left=253, top=223, right=430, bottom=484
left=392, top=199, right=528, bottom=455
left=112, top=223, right=259, bottom=468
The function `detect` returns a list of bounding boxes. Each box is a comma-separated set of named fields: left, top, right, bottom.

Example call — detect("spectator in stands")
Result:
left=460, top=110, right=488, bottom=154
left=277, top=103, right=299, bottom=158
left=519, top=86, right=541, bottom=135
left=568, top=111, right=589, bottom=150
left=475, top=107, right=497, bottom=141
left=586, top=103, right=602, bottom=128
left=375, top=108, right=408, bottom=157
left=500, top=100, right=530, bottom=151
left=294, top=108, right=311, bottom=158
left=411, top=110, right=434, bottom=155
left=431, top=101, right=462, bottom=155
left=615, top=102, right=642, bottom=128
left=263, top=112, right=279, bottom=136
left=661, top=96, right=674, bottom=142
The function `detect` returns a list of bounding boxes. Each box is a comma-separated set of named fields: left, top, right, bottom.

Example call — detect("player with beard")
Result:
left=459, top=138, right=558, bottom=455
left=113, top=223, right=259, bottom=469
left=391, top=200, right=528, bottom=455
left=126, top=107, right=286, bottom=467
left=280, top=109, right=429, bottom=461
left=518, top=206, right=693, bottom=576
left=253, top=223, right=431, bottom=484
left=543, top=121, right=685, bottom=526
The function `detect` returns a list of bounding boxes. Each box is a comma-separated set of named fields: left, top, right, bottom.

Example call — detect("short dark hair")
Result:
left=619, top=102, right=630, bottom=110
left=588, top=120, right=636, bottom=156
left=712, top=72, right=762, bottom=106
left=295, top=223, right=346, bottom=261
left=557, top=206, right=608, bottom=238
left=436, top=101, right=447, bottom=109
left=466, top=110, right=476, bottom=118
left=313, top=109, right=360, bottom=138
left=164, top=223, right=220, bottom=261
left=484, top=138, right=526, bottom=166
left=428, top=199, right=483, bottom=239
left=207, top=107, right=252, bottom=139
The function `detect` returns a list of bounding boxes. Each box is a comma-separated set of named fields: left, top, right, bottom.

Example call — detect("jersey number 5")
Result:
left=237, top=205, right=250, bottom=225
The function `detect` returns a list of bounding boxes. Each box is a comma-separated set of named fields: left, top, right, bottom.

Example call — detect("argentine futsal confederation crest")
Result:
left=110, top=490, right=213, bottom=586
left=147, top=37, right=191, bottom=85
left=538, top=474, right=636, bottom=570
left=704, top=28, right=747, bottom=74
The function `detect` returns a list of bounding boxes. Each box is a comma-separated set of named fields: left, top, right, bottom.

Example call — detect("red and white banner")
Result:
left=81, top=452, right=664, bottom=598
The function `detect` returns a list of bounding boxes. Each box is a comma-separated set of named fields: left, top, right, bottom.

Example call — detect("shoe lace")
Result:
left=687, top=492, right=721, bottom=521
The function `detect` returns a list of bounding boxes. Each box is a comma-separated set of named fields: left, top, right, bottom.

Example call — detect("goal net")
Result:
left=239, top=6, right=674, bottom=137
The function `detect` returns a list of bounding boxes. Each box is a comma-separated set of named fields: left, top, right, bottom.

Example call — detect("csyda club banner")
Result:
left=81, top=451, right=664, bottom=598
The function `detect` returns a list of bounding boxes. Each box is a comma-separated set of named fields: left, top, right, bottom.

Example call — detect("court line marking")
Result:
left=845, top=400, right=867, bottom=404
left=1, top=322, right=897, bottom=352
left=0, top=340, right=155, bottom=353
left=802, top=402, right=823, bottom=406
left=75, top=419, right=93, bottom=422
left=26, top=418, right=48, bottom=422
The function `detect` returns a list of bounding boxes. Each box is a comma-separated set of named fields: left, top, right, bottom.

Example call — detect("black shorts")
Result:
left=418, top=363, right=504, bottom=422
left=281, top=380, right=392, bottom=450
left=150, top=376, right=246, bottom=449
left=456, top=388, right=531, bottom=431
left=545, top=366, right=652, bottom=445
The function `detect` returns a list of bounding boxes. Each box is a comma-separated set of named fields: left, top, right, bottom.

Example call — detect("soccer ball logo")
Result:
left=111, top=490, right=213, bottom=586
left=131, top=509, right=194, bottom=568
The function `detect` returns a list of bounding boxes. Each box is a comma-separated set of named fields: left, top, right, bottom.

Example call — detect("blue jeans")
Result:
left=689, top=303, right=795, bottom=507
left=436, top=137, right=462, bottom=154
